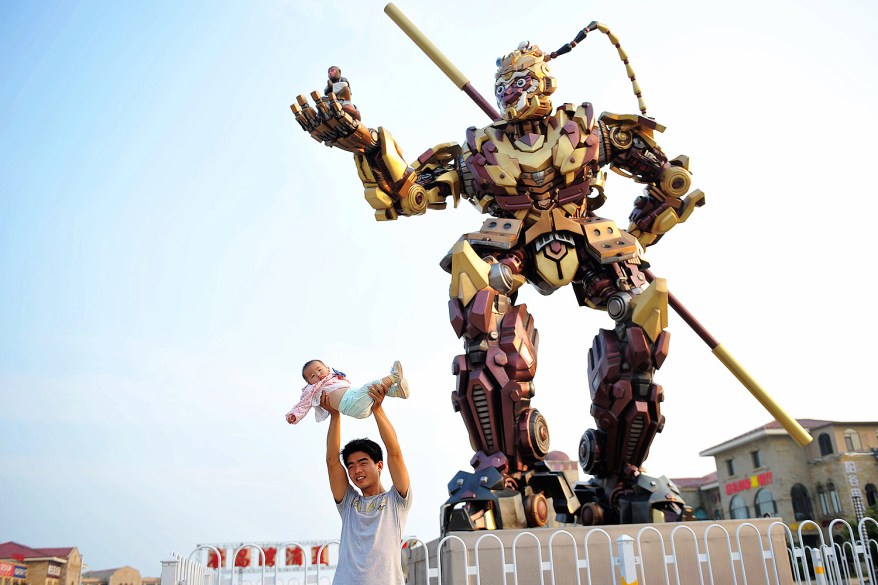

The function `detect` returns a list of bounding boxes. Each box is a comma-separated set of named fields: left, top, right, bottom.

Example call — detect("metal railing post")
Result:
left=809, top=548, right=828, bottom=585
left=616, top=536, right=638, bottom=585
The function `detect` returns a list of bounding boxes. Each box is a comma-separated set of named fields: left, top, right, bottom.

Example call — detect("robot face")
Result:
left=495, top=42, right=556, bottom=121
left=495, top=74, right=538, bottom=115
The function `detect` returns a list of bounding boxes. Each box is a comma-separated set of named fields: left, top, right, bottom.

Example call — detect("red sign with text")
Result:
left=725, top=471, right=773, bottom=495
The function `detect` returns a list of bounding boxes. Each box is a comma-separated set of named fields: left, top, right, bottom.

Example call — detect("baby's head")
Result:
left=302, top=359, right=330, bottom=384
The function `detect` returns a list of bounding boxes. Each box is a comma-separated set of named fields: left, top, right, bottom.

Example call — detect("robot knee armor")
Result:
left=606, top=292, right=632, bottom=322
left=516, top=408, right=550, bottom=464
left=578, top=428, right=606, bottom=475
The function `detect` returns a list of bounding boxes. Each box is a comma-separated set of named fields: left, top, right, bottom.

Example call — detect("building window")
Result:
left=828, top=481, right=842, bottom=513
left=754, top=488, right=778, bottom=517
left=726, top=458, right=735, bottom=476
left=791, top=484, right=814, bottom=521
left=818, top=433, right=833, bottom=456
left=751, top=450, right=761, bottom=468
left=817, top=484, right=830, bottom=516
left=730, top=494, right=749, bottom=519
left=866, top=483, right=877, bottom=507
left=844, top=429, right=862, bottom=452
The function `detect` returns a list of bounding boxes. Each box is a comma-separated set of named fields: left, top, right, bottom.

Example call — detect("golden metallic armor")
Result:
left=290, top=5, right=810, bottom=532
left=494, top=42, right=556, bottom=121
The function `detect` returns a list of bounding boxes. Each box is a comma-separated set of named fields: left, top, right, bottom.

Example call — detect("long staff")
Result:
left=383, top=3, right=812, bottom=447
left=642, top=270, right=812, bottom=446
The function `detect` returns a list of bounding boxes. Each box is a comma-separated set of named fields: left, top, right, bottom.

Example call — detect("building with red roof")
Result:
left=0, top=543, right=81, bottom=585
left=689, top=418, right=878, bottom=545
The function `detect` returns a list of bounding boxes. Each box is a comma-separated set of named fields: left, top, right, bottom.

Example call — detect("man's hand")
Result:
left=319, top=391, right=339, bottom=416
left=368, top=381, right=389, bottom=413
left=290, top=91, right=378, bottom=154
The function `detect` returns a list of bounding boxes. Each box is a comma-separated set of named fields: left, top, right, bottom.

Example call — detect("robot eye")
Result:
left=515, top=78, right=527, bottom=88
left=496, top=85, right=505, bottom=95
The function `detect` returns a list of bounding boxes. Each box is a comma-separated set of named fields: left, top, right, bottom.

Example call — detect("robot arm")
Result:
left=354, top=131, right=463, bottom=221
left=599, top=112, right=705, bottom=248
left=291, top=91, right=463, bottom=221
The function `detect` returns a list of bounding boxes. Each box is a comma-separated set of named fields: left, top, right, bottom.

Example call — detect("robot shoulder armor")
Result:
left=599, top=112, right=667, bottom=148
left=466, top=125, right=500, bottom=154
left=599, top=111, right=666, bottom=133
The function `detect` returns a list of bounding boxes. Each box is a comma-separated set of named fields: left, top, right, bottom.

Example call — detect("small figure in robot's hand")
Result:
left=324, top=65, right=360, bottom=121
left=291, top=26, right=704, bottom=532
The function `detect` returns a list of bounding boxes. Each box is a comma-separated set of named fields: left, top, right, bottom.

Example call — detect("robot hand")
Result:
left=290, top=91, right=377, bottom=154
left=628, top=189, right=705, bottom=248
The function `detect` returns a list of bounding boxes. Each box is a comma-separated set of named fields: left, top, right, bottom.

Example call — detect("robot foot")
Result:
left=441, top=467, right=526, bottom=532
left=574, top=473, right=689, bottom=525
left=440, top=462, right=581, bottom=533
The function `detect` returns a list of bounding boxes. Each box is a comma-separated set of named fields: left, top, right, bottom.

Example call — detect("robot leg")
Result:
left=441, top=241, right=577, bottom=531
left=577, top=277, right=685, bottom=524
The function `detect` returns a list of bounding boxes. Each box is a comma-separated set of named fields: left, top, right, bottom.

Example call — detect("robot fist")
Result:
left=629, top=189, right=704, bottom=248
left=290, top=91, right=377, bottom=154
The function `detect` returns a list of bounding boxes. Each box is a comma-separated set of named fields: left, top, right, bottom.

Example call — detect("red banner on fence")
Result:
left=310, top=546, right=329, bottom=566
left=234, top=549, right=250, bottom=568
left=285, top=547, right=304, bottom=566
left=207, top=549, right=227, bottom=569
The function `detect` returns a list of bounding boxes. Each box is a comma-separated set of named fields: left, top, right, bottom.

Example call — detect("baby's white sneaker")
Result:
left=387, top=361, right=409, bottom=399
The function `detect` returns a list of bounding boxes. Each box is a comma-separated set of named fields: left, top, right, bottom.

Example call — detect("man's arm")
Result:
left=368, top=384, right=410, bottom=497
left=322, top=393, right=348, bottom=503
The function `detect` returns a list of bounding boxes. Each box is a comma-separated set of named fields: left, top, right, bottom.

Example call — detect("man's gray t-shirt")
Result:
left=333, top=484, right=412, bottom=585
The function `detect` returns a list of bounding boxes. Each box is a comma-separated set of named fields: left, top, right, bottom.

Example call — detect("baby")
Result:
left=285, top=359, right=409, bottom=424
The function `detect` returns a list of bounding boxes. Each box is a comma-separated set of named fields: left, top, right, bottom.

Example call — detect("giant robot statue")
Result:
left=291, top=14, right=807, bottom=532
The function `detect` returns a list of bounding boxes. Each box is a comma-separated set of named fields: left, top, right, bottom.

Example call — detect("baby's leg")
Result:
left=325, top=386, right=347, bottom=411
left=336, top=383, right=376, bottom=419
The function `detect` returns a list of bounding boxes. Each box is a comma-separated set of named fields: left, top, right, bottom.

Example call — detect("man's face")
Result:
left=328, top=67, right=341, bottom=82
left=345, top=451, right=383, bottom=491
left=303, top=361, right=330, bottom=384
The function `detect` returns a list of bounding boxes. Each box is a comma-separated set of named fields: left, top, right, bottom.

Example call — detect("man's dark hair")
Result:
left=301, top=359, right=325, bottom=381
left=342, top=438, right=383, bottom=466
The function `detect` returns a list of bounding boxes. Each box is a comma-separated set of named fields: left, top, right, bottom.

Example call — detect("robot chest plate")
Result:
left=470, top=122, right=599, bottom=212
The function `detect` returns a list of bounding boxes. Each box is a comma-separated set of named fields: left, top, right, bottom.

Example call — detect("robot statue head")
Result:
left=495, top=41, right=556, bottom=122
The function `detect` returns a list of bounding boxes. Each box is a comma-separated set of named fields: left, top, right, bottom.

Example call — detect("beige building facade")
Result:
left=0, top=544, right=81, bottom=585
left=0, top=560, right=27, bottom=585
left=672, top=471, right=721, bottom=521
left=694, top=419, right=878, bottom=541
left=82, top=566, right=142, bottom=585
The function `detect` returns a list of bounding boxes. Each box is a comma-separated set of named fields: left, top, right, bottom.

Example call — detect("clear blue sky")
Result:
left=2, top=0, right=876, bottom=576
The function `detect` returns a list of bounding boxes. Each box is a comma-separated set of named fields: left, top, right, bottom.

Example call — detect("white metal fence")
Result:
left=161, top=518, right=878, bottom=585
left=160, top=543, right=339, bottom=585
